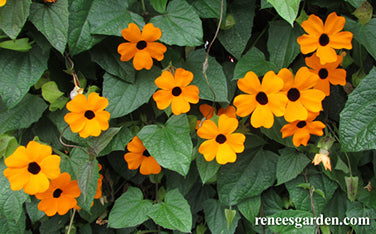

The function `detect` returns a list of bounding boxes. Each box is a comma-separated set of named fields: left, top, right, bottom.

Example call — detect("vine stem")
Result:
left=59, top=125, right=90, bottom=155
left=303, top=170, right=321, bottom=234
left=200, top=0, right=224, bottom=126
left=67, top=208, right=77, bottom=234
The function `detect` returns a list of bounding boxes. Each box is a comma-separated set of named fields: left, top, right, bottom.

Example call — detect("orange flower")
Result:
left=197, top=115, right=245, bottom=164
left=280, top=112, right=326, bottom=147
left=233, top=71, right=287, bottom=128
left=95, top=164, right=103, bottom=199
left=64, top=93, right=111, bottom=138
left=297, top=12, right=353, bottom=64
left=124, top=136, right=161, bottom=175
left=0, top=0, right=6, bottom=7
left=278, top=67, right=325, bottom=122
left=44, top=0, right=56, bottom=2
left=196, top=104, right=236, bottom=129
left=305, top=52, right=346, bottom=96
left=35, top=172, right=81, bottom=216
left=3, top=141, right=61, bottom=195
left=312, top=149, right=332, bottom=171
left=117, top=23, right=167, bottom=70
left=153, top=68, right=199, bottom=115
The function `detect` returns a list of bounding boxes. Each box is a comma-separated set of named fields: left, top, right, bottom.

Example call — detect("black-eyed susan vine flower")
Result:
left=124, top=136, right=161, bottom=175
left=233, top=71, right=287, bottom=128
left=280, top=112, right=326, bottom=147
left=196, top=104, right=236, bottom=129
left=278, top=67, right=325, bottom=123
left=64, top=92, right=111, bottom=138
left=117, top=23, right=167, bottom=70
left=95, top=164, right=103, bottom=200
left=3, top=141, right=61, bottom=195
left=297, top=12, right=353, bottom=64
left=312, top=149, right=332, bottom=171
left=35, top=172, right=81, bottom=216
left=153, top=68, right=199, bottom=115
left=197, top=115, right=245, bottom=165
left=305, top=52, right=346, bottom=96
left=0, top=0, right=5, bottom=7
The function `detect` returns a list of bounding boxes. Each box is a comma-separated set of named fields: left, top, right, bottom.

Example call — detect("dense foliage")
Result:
left=1, top=0, right=376, bottom=233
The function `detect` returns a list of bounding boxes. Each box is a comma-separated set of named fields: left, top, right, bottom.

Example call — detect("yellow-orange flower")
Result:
left=118, top=23, right=167, bottom=70
left=280, top=112, right=326, bottom=147
left=35, top=172, right=81, bottom=216
left=305, top=52, right=346, bottom=96
left=278, top=67, right=325, bottom=122
left=196, top=104, right=236, bottom=129
left=233, top=71, right=287, bottom=128
left=3, top=141, right=61, bottom=195
left=124, top=136, right=161, bottom=175
left=312, top=149, right=332, bottom=171
left=153, top=68, right=199, bottom=115
left=64, top=93, right=110, bottom=138
left=44, top=0, right=56, bottom=2
left=95, top=164, right=103, bottom=199
left=197, top=115, right=245, bottom=164
left=0, top=0, right=6, bottom=7
left=297, top=12, right=353, bottom=64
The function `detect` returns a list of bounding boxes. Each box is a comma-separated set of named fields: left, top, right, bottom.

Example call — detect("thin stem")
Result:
left=67, top=208, right=77, bottom=234
left=141, top=0, right=146, bottom=14
left=59, top=125, right=89, bottom=155
left=303, top=170, right=321, bottom=234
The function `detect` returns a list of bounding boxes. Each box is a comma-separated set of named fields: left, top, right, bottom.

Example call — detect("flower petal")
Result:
left=94, top=111, right=111, bottom=130
left=226, top=133, right=245, bottom=153
left=324, top=12, right=345, bottom=35
left=64, top=112, right=86, bottom=133
left=155, top=71, right=176, bottom=90
left=121, top=23, right=142, bottom=42
left=316, top=46, right=338, bottom=64
left=314, top=78, right=330, bottom=96
left=141, top=23, right=162, bottom=42
left=216, top=143, right=237, bottom=164
left=153, top=90, right=173, bottom=110
left=146, top=42, right=166, bottom=61
left=297, top=34, right=318, bottom=54
left=27, top=141, right=52, bottom=162
left=57, top=197, right=77, bottom=215
left=63, top=180, right=81, bottom=198
left=181, top=85, right=199, bottom=104
left=38, top=199, right=58, bottom=216
left=233, top=94, right=257, bottom=117
left=197, top=119, right=219, bottom=139
left=133, top=50, right=153, bottom=70
left=294, top=67, right=318, bottom=91
left=300, top=89, right=325, bottom=112
left=251, top=105, right=274, bottom=128
left=66, top=94, right=87, bottom=112
left=23, top=173, right=50, bottom=195
left=281, top=122, right=297, bottom=138
left=218, top=115, right=238, bottom=135
left=198, top=139, right=218, bottom=162
left=330, top=31, right=353, bottom=49
left=140, top=156, right=161, bottom=175
left=4, top=168, right=29, bottom=191
left=267, top=93, right=288, bottom=117
left=124, top=152, right=144, bottom=170
left=292, top=128, right=311, bottom=147
left=328, top=68, right=346, bottom=86
left=277, top=68, right=294, bottom=91
left=237, top=71, right=261, bottom=94
left=284, top=101, right=308, bottom=122
left=262, top=71, right=283, bottom=94
left=87, top=93, right=109, bottom=111
left=307, top=121, right=326, bottom=136
left=174, top=68, right=194, bottom=87
left=118, top=42, right=137, bottom=62
left=171, top=96, right=191, bottom=115
left=301, top=14, right=324, bottom=36
left=199, top=104, right=215, bottom=119
left=4, top=146, right=29, bottom=168
left=40, top=155, right=61, bottom=179
left=218, top=105, right=236, bottom=118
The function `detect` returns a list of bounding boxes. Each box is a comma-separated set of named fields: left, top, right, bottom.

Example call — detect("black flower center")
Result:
left=53, top=188, right=63, bottom=198
left=143, top=149, right=150, bottom=157
left=297, top=121, right=307, bottom=128
left=256, top=92, right=268, bottom=105
left=28, top=162, right=41, bottom=175
left=287, top=88, right=300, bottom=102
left=172, top=87, right=182, bottom=96
left=319, top=33, right=330, bottom=46
left=84, top=110, right=95, bottom=120
left=136, top=40, right=147, bottom=50
left=215, top=134, right=227, bottom=144
left=318, top=68, right=329, bottom=79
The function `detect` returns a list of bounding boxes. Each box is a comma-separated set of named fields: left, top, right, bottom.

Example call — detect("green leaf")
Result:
left=70, top=148, right=100, bottom=212
left=0, top=38, right=32, bottom=52
left=99, top=126, right=133, bottom=156
left=41, top=81, right=64, bottom=104
left=0, top=161, right=28, bottom=230
left=262, top=189, right=283, bottom=216
left=339, top=67, right=376, bottom=152
left=233, top=47, right=278, bottom=80
left=108, top=186, right=153, bottom=228
left=217, top=148, right=278, bottom=206
left=225, top=208, right=237, bottom=229
left=150, top=0, right=203, bottom=46
left=346, top=201, right=376, bottom=233
left=267, top=20, right=303, bottom=69
left=0, top=134, right=18, bottom=159
left=345, top=176, right=359, bottom=202
left=165, top=166, right=198, bottom=196
left=203, top=199, right=241, bottom=234
left=345, top=0, right=364, bottom=8
left=276, top=148, right=311, bottom=185
left=87, top=0, right=144, bottom=36
left=267, top=209, right=315, bottom=233
left=218, top=0, right=255, bottom=59
left=261, top=117, right=295, bottom=147
left=87, top=128, right=121, bottom=156
left=353, top=1, right=373, bottom=25
left=237, top=196, right=261, bottom=225
left=103, top=69, right=159, bottom=119
left=285, top=174, right=338, bottom=214
left=138, top=115, right=193, bottom=176
left=29, top=0, right=69, bottom=54
left=346, top=18, right=376, bottom=61
left=0, top=94, right=48, bottom=135
left=196, top=152, right=221, bottom=184
left=150, top=0, right=168, bottom=13
left=190, top=0, right=226, bottom=19
left=90, top=39, right=136, bottom=84
left=0, top=0, right=30, bottom=39
left=25, top=197, right=46, bottom=224
left=185, top=49, right=228, bottom=103
left=68, top=0, right=104, bottom=55
left=0, top=46, right=48, bottom=108
left=267, top=0, right=301, bottom=26
left=148, top=189, right=192, bottom=232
